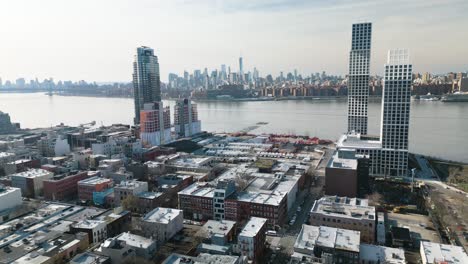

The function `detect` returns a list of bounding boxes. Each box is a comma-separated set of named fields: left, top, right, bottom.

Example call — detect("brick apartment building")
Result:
left=43, top=171, right=90, bottom=201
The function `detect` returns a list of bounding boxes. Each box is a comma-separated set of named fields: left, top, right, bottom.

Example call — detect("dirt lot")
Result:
left=429, top=160, right=468, bottom=192
left=387, top=212, right=441, bottom=244
left=426, top=182, right=468, bottom=252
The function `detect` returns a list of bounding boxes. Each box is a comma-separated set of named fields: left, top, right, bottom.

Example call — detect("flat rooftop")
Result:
left=72, top=219, right=106, bottom=229
left=142, top=207, right=182, bottom=224
left=11, top=169, right=51, bottom=179
left=198, top=220, right=236, bottom=237
left=114, top=180, right=147, bottom=189
left=294, top=224, right=360, bottom=253
left=137, top=191, right=164, bottom=199
left=107, top=232, right=155, bottom=249
left=70, top=252, right=109, bottom=264
left=0, top=186, right=21, bottom=197
left=327, top=151, right=358, bottom=170
left=360, top=244, right=406, bottom=264
left=178, top=182, right=215, bottom=198
left=170, top=156, right=213, bottom=167
left=420, top=241, right=468, bottom=264
left=310, top=196, right=375, bottom=221
left=239, top=217, right=267, bottom=238
left=337, top=133, right=382, bottom=150
left=77, top=176, right=112, bottom=186
left=162, top=253, right=239, bottom=264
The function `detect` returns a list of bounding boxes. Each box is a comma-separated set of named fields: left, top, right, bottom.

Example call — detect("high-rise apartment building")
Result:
left=133, top=46, right=161, bottom=124
left=140, top=102, right=171, bottom=147
left=174, top=98, right=201, bottom=138
left=347, top=23, right=372, bottom=135
left=380, top=49, right=412, bottom=177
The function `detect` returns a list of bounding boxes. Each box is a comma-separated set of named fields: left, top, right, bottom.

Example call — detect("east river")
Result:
left=1, top=93, right=467, bottom=162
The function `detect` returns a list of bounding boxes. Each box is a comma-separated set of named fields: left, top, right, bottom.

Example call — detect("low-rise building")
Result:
left=420, top=241, right=468, bottom=264
left=197, top=219, right=237, bottom=246
left=237, top=217, right=267, bottom=263
left=70, top=252, right=110, bottom=264
left=360, top=244, right=406, bottom=264
left=100, top=238, right=136, bottom=264
left=114, top=180, right=148, bottom=206
left=293, top=224, right=361, bottom=264
left=77, top=176, right=113, bottom=202
left=139, top=207, right=183, bottom=246
left=43, top=171, right=90, bottom=201
left=10, top=168, right=53, bottom=197
left=309, top=196, right=376, bottom=243
left=162, top=253, right=244, bottom=264
left=178, top=182, right=215, bottom=221
left=71, top=219, right=108, bottom=244
left=102, top=232, right=156, bottom=261
left=0, top=186, right=22, bottom=213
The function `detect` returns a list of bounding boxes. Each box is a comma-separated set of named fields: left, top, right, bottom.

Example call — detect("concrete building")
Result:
left=114, top=180, right=148, bottom=206
left=140, top=102, right=172, bottom=146
left=162, top=253, right=244, bottom=264
left=100, top=232, right=157, bottom=263
left=347, top=22, right=372, bottom=135
left=292, top=225, right=360, bottom=264
left=133, top=46, right=161, bottom=125
left=420, top=241, right=468, bottom=264
left=174, top=98, right=201, bottom=138
left=0, top=186, right=22, bottom=212
left=70, top=252, right=110, bottom=264
left=77, top=176, right=113, bottom=202
left=197, top=220, right=237, bottom=246
left=100, top=238, right=136, bottom=264
left=139, top=207, right=183, bottom=245
left=10, top=169, right=53, bottom=198
left=237, top=217, right=267, bottom=263
left=360, top=244, right=406, bottom=264
left=43, top=171, right=89, bottom=201
left=309, top=196, right=376, bottom=243
left=379, top=49, right=412, bottom=177
left=71, top=219, right=108, bottom=244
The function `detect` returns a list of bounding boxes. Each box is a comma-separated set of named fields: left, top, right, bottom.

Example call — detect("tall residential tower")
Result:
left=133, top=46, right=161, bottom=124
left=380, top=49, right=412, bottom=177
left=347, top=23, right=372, bottom=135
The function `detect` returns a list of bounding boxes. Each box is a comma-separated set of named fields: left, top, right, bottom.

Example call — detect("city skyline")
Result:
left=1, top=0, right=467, bottom=82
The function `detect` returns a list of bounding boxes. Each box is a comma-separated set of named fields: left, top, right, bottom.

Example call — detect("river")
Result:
left=0, top=93, right=467, bottom=162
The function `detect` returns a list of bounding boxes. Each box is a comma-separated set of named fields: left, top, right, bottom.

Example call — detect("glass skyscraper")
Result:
left=133, top=46, right=161, bottom=124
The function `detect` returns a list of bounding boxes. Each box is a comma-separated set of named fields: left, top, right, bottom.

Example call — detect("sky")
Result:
left=0, top=0, right=467, bottom=82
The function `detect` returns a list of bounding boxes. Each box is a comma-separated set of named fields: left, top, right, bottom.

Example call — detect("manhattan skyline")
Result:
left=0, top=0, right=467, bottom=83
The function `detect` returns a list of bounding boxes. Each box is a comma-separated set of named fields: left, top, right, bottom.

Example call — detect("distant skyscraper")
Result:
left=347, top=23, right=372, bottom=135
left=380, top=49, right=412, bottom=177
left=140, top=102, right=171, bottom=146
left=239, top=57, right=244, bottom=82
left=174, top=98, right=201, bottom=138
left=132, top=46, right=161, bottom=125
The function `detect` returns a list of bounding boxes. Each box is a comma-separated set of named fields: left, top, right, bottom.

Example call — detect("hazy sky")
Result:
left=1, top=0, right=467, bottom=82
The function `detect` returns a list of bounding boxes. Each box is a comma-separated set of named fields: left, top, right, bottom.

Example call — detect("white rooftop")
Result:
left=115, top=232, right=155, bottom=249
left=337, top=133, right=382, bottom=150
left=72, top=219, right=106, bottom=230
left=294, top=225, right=360, bottom=253
left=178, top=182, right=215, bottom=198
left=11, top=169, right=51, bottom=179
left=360, top=244, right=406, bottom=264
left=239, top=217, right=267, bottom=238
left=311, top=196, right=375, bottom=221
left=420, top=241, right=468, bottom=264
left=200, top=220, right=236, bottom=237
left=78, top=176, right=112, bottom=186
left=11, top=252, right=50, bottom=264
left=142, top=207, right=182, bottom=224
